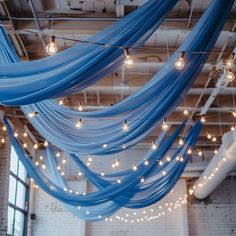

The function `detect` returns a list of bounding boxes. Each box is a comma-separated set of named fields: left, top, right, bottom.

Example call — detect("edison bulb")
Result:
left=46, top=36, right=58, bottom=56
left=226, top=70, right=235, bottom=82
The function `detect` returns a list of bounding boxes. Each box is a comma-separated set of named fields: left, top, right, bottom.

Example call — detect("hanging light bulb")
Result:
left=231, top=110, right=236, bottom=117
left=183, top=108, right=189, bottom=116
left=214, top=149, right=218, bottom=154
left=151, top=141, right=157, bottom=150
left=59, top=100, right=64, bottom=106
left=78, top=103, right=83, bottom=112
left=161, top=118, right=169, bottom=131
left=178, top=137, right=184, bottom=146
left=23, top=132, right=28, bottom=137
left=23, top=143, right=27, bottom=148
left=2, top=126, right=6, bottom=131
left=207, top=132, right=212, bottom=140
left=122, top=120, right=129, bottom=132
left=212, top=136, right=216, bottom=142
left=115, top=159, right=120, bottom=167
left=1, top=138, right=5, bottom=144
left=75, top=119, right=82, bottom=128
left=28, top=111, right=38, bottom=118
left=42, top=164, right=46, bottom=169
left=166, top=155, right=171, bottom=162
left=46, top=35, right=58, bottom=56
left=56, top=152, right=61, bottom=157
left=144, top=159, right=149, bottom=166
left=231, top=126, right=235, bottom=131
left=88, top=156, right=93, bottom=162
left=124, top=48, right=134, bottom=67
left=100, top=171, right=105, bottom=176
left=132, top=165, right=137, bottom=171
left=14, top=132, right=18, bottom=138
left=162, top=171, right=166, bottom=176
left=140, top=177, right=145, bottom=183
left=226, top=68, right=235, bottom=82
left=197, top=150, right=202, bottom=156
left=200, top=115, right=206, bottom=123
left=33, top=143, right=38, bottom=150
left=44, top=140, right=48, bottom=147
left=175, top=51, right=185, bottom=70
left=187, top=148, right=192, bottom=155
left=226, top=52, right=235, bottom=69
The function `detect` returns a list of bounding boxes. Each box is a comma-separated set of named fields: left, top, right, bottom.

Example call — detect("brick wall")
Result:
left=188, top=177, right=236, bottom=236
left=0, top=139, right=11, bottom=236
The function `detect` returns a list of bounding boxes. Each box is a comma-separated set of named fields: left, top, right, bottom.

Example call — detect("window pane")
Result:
left=18, top=161, right=27, bottom=183
left=8, top=175, right=17, bottom=204
left=10, top=147, right=18, bottom=175
left=14, top=210, right=24, bottom=236
left=7, top=207, right=14, bottom=235
left=16, top=182, right=26, bottom=210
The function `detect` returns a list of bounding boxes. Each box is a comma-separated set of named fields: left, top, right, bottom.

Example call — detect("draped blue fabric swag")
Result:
left=0, top=0, right=178, bottom=105
left=20, top=0, right=235, bottom=155
left=3, top=116, right=201, bottom=220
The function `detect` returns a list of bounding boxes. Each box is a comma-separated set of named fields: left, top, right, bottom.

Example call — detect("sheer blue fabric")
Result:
left=20, top=0, right=235, bottom=154
left=0, top=0, right=178, bottom=105
left=3, top=115, right=201, bottom=220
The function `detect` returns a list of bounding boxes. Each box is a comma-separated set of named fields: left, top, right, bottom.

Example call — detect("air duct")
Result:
left=194, top=128, right=236, bottom=199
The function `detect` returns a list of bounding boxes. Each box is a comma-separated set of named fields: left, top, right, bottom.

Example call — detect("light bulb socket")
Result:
left=163, top=117, right=166, bottom=123
left=179, top=51, right=185, bottom=59
left=51, top=35, right=56, bottom=43
left=124, top=48, right=130, bottom=57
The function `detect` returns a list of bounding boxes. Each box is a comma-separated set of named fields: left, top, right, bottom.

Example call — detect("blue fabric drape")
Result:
left=3, top=115, right=201, bottom=220
left=20, top=0, right=235, bottom=155
left=0, top=0, right=178, bottom=105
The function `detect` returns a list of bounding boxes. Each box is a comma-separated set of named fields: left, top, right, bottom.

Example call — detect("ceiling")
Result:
left=0, top=0, right=236, bottom=162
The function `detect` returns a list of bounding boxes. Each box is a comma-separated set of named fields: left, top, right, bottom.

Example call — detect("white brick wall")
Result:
left=188, top=178, right=236, bottom=236
left=0, top=139, right=11, bottom=236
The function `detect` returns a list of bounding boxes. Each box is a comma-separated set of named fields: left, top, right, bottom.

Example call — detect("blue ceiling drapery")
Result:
left=20, top=0, right=235, bottom=155
left=0, top=0, right=178, bottom=105
left=3, top=115, right=201, bottom=220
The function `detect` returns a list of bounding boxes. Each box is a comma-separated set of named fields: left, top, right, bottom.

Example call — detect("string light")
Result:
left=88, top=156, right=93, bottom=162
left=78, top=172, right=82, bottom=176
left=175, top=51, right=185, bottom=70
left=33, top=143, right=39, bottom=149
left=132, top=165, right=138, bottom=171
left=144, top=159, right=149, bottom=166
left=161, top=118, right=169, bottom=131
left=23, top=132, right=28, bottom=137
left=14, top=132, right=18, bottom=138
left=75, top=119, right=82, bottom=128
left=122, top=120, right=129, bottom=132
left=231, top=109, right=236, bottom=118
left=56, top=152, right=61, bottom=157
left=59, top=100, right=64, bottom=105
left=46, top=35, right=58, bottom=56
left=212, top=136, right=216, bottom=142
left=183, top=108, right=189, bottom=116
left=200, top=115, right=206, bottom=123
left=42, top=164, right=46, bottom=169
left=207, top=132, right=212, bottom=139
left=226, top=52, right=235, bottom=69
left=35, top=161, right=39, bottom=166
left=166, top=155, right=171, bottom=162
left=214, top=149, right=218, bottom=154
left=187, top=148, right=192, bottom=155
left=2, top=126, right=6, bottom=131
left=231, top=126, right=235, bottom=131
left=197, top=150, right=202, bottom=156
left=162, top=171, right=166, bottom=176
left=102, top=144, right=107, bottom=148
left=23, top=143, right=27, bottom=148
left=44, top=140, right=48, bottom=147
left=78, top=103, right=83, bottom=112
left=100, top=171, right=105, bottom=176
left=62, top=159, right=66, bottom=164
left=124, top=48, right=134, bottom=67
left=28, top=111, right=38, bottom=118
left=140, top=177, right=145, bottom=183
left=1, top=138, right=5, bottom=144
left=151, top=141, right=157, bottom=150
left=226, top=68, right=235, bottom=82
left=178, top=137, right=184, bottom=146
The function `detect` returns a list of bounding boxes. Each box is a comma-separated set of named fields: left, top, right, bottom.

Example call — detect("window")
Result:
left=8, top=147, right=29, bottom=236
